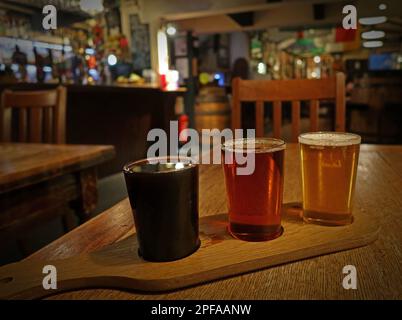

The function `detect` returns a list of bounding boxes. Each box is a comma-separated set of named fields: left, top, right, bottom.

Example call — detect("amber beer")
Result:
left=299, top=132, right=361, bottom=226
left=222, top=138, right=285, bottom=241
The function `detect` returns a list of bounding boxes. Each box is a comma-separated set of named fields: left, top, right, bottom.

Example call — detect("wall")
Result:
left=230, top=32, right=249, bottom=68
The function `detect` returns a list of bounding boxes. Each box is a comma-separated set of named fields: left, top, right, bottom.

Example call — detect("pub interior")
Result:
left=0, top=0, right=401, bottom=301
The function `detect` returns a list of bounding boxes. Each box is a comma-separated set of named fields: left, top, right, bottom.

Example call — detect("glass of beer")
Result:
left=221, top=138, right=285, bottom=241
left=123, top=156, right=200, bottom=262
left=299, top=132, right=361, bottom=226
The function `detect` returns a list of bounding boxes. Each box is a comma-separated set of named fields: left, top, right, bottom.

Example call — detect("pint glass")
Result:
left=222, top=138, right=285, bottom=241
left=123, top=156, right=200, bottom=262
left=299, top=132, right=361, bottom=226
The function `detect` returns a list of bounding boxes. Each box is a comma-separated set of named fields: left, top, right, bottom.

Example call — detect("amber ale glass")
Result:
left=299, top=132, right=361, bottom=226
left=222, top=138, right=285, bottom=241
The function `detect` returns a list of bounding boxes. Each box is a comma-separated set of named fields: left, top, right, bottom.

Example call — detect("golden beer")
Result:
left=299, top=132, right=361, bottom=226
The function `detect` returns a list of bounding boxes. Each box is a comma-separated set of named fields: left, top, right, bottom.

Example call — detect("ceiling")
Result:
left=0, top=0, right=91, bottom=30
left=0, top=0, right=91, bottom=23
left=2, top=0, right=82, bottom=13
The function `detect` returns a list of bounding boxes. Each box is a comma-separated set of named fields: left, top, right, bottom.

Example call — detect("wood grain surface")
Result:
left=5, top=144, right=402, bottom=299
left=0, top=203, right=378, bottom=299
left=0, top=143, right=115, bottom=193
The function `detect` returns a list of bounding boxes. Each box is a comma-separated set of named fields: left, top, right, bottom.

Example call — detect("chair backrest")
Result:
left=232, top=73, right=346, bottom=142
left=0, top=86, right=66, bottom=143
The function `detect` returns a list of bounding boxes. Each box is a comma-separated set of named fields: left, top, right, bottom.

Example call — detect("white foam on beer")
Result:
left=222, top=138, right=286, bottom=153
left=298, top=132, right=361, bottom=147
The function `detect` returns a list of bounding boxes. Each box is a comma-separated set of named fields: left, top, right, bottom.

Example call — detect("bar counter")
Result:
left=0, top=83, right=186, bottom=177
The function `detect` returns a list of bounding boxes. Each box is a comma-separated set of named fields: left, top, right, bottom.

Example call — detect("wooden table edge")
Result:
left=0, top=144, right=116, bottom=194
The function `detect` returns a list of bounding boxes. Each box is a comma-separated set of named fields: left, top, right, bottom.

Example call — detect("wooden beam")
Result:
left=163, top=2, right=283, bottom=21
left=228, top=12, right=254, bottom=27
left=163, top=0, right=347, bottom=22
left=0, top=2, right=35, bottom=14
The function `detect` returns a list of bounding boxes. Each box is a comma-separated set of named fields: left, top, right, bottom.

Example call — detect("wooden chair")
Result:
left=0, top=86, right=68, bottom=255
left=232, top=73, right=346, bottom=142
left=0, top=86, right=66, bottom=143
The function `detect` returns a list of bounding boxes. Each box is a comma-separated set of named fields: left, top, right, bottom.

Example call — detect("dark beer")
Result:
left=222, top=138, right=285, bottom=241
left=123, top=157, right=200, bottom=262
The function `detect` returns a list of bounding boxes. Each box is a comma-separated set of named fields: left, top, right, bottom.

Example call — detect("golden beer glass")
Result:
left=299, top=132, right=361, bottom=226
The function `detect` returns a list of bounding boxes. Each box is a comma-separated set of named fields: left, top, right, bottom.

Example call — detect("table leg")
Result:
left=72, top=168, right=98, bottom=223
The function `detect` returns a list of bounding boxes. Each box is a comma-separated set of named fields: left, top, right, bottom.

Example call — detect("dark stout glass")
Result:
left=123, top=157, right=200, bottom=262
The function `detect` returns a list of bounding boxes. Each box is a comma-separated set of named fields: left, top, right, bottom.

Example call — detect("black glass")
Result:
left=123, top=157, right=200, bottom=262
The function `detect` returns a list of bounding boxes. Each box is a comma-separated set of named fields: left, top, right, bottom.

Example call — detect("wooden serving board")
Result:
left=0, top=205, right=379, bottom=299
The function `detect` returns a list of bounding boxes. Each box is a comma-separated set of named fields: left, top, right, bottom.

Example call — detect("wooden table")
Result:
left=0, top=83, right=187, bottom=177
left=0, top=143, right=115, bottom=248
left=27, top=144, right=402, bottom=299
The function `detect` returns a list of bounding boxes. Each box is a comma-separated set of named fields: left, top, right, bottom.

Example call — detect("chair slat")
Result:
left=43, top=108, right=53, bottom=143
left=231, top=78, right=242, bottom=132
left=53, top=86, right=67, bottom=143
left=273, top=101, right=282, bottom=139
left=0, top=108, right=11, bottom=142
left=1, top=90, right=12, bottom=142
left=309, top=100, right=319, bottom=132
left=18, top=109, right=27, bottom=142
left=291, top=101, right=301, bottom=143
left=335, top=73, right=346, bottom=131
left=29, top=108, right=42, bottom=143
left=255, top=101, right=264, bottom=137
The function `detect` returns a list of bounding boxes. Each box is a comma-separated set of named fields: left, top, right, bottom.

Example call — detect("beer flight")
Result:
left=123, top=132, right=361, bottom=262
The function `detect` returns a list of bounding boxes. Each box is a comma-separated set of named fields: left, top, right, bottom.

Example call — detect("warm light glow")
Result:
left=157, top=30, right=169, bottom=75
left=166, top=24, right=177, bottom=36
left=257, top=62, right=267, bottom=74
left=107, top=54, right=117, bottom=66
left=361, top=30, right=385, bottom=40
left=379, top=3, right=387, bottom=10
left=175, top=163, right=185, bottom=170
left=363, top=41, right=383, bottom=48
left=166, top=69, right=179, bottom=90
left=359, top=16, right=387, bottom=25
left=311, top=71, right=318, bottom=78
left=313, top=56, right=321, bottom=64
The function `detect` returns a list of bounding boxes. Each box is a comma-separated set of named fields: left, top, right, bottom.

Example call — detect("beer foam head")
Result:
left=124, top=156, right=196, bottom=174
left=222, top=138, right=286, bottom=153
left=298, top=132, right=361, bottom=147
